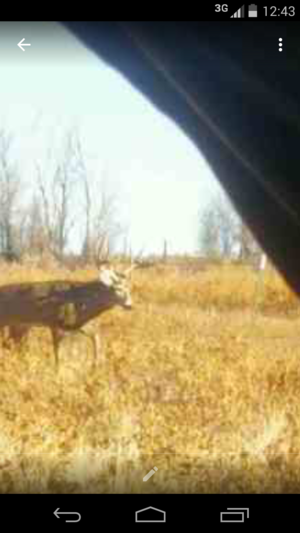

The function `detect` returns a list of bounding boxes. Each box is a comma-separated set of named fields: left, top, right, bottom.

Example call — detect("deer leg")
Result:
left=0, top=327, right=8, bottom=352
left=2, top=325, right=29, bottom=352
left=50, top=328, right=63, bottom=370
left=77, top=329, right=99, bottom=367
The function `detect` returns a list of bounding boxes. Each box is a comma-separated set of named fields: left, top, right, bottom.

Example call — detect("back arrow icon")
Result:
left=18, top=38, right=31, bottom=52
left=54, top=508, right=81, bottom=522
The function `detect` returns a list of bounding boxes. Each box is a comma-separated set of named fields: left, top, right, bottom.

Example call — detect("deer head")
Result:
left=99, top=266, right=134, bottom=309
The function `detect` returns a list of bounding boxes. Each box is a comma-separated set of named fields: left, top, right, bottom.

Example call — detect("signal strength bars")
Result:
left=231, top=5, right=245, bottom=18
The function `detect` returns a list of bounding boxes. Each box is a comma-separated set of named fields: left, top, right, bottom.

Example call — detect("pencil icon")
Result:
left=143, top=466, right=158, bottom=482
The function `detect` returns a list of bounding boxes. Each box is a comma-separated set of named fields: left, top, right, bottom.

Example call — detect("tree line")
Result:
left=0, top=128, right=122, bottom=265
left=0, top=125, right=261, bottom=267
left=200, top=192, right=263, bottom=264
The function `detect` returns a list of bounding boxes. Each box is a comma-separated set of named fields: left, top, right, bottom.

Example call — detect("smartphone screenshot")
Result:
left=0, top=12, right=299, bottom=528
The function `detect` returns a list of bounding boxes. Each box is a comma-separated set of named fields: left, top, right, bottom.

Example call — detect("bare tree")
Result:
left=201, top=204, right=220, bottom=258
left=23, top=194, right=50, bottom=256
left=35, top=130, right=79, bottom=261
left=88, top=187, right=122, bottom=265
left=200, top=194, right=237, bottom=259
left=235, top=221, right=260, bottom=263
left=52, top=162, right=74, bottom=259
left=81, top=164, right=92, bottom=263
left=0, top=125, right=123, bottom=265
left=199, top=192, right=263, bottom=264
left=68, top=141, right=122, bottom=265
left=0, top=129, right=21, bottom=260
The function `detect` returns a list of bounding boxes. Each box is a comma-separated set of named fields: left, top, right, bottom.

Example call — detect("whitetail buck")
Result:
left=0, top=265, right=136, bottom=368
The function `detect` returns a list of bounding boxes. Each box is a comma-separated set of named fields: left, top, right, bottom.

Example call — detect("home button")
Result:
left=135, top=506, right=166, bottom=523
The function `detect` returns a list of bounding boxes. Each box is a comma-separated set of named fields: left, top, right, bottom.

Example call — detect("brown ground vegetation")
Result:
left=0, top=262, right=299, bottom=493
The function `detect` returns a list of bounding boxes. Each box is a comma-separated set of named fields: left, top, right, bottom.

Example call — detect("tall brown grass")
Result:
left=0, top=262, right=299, bottom=493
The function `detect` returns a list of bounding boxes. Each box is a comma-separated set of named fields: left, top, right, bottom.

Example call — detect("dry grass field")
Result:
left=0, top=262, right=300, bottom=493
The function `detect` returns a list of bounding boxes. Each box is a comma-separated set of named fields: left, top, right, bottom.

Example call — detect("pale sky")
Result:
left=0, top=21, right=225, bottom=256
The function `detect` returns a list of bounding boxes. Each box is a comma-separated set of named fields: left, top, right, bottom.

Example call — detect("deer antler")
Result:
left=124, top=263, right=138, bottom=276
left=124, top=247, right=145, bottom=276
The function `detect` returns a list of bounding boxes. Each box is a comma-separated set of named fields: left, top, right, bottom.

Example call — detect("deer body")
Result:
left=0, top=267, right=134, bottom=368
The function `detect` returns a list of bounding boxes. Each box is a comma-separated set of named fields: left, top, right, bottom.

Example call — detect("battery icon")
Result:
left=248, top=4, right=258, bottom=17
